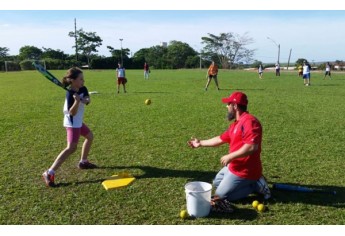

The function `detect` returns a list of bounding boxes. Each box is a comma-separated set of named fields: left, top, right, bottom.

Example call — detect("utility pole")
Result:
left=74, top=18, right=78, bottom=61
left=278, top=44, right=280, bottom=64
left=267, top=37, right=280, bottom=64
left=287, top=49, right=292, bottom=71
left=194, top=45, right=202, bottom=69
left=199, top=49, right=202, bottom=69
left=119, top=38, right=123, bottom=65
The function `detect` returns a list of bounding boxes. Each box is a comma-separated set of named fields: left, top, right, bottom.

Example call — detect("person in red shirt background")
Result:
left=188, top=91, right=271, bottom=204
left=144, top=62, right=150, bottom=80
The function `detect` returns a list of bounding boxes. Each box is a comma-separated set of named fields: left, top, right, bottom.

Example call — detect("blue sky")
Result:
left=1, top=10, right=345, bottom=63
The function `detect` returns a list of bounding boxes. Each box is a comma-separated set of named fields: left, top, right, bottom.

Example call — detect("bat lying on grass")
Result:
left=272, top=183, right=336, bottom=195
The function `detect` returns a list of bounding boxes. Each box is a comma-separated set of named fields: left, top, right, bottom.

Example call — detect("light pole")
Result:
left=119, top=38, right=123, bottom=65
left=199, top=49, right=202, bottom=69
left=267, top=37, right=280, bottom=64
left=194, top=45, right=202, bottom=69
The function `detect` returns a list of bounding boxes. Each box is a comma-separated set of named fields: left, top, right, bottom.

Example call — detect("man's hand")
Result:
left=187, top=137, right=201, bottom=148
left=220, top=154, right=232, bottom=166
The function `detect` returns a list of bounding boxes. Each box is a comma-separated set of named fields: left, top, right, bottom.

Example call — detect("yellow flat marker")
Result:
left=102, top=172, right=135, bottom=190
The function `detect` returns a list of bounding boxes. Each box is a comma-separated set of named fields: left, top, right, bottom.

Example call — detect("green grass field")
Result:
left=0, top=69, right=344, bottom=225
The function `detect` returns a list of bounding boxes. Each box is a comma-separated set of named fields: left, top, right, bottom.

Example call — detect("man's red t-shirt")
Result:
left=219, top=112, right=262, bottom=180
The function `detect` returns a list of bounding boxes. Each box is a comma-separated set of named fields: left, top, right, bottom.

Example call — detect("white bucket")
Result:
left=185, top=181, right=212, bottom=218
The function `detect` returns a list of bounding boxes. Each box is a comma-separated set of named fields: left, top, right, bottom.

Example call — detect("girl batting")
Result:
left=42, top=67, right=96, bottom=187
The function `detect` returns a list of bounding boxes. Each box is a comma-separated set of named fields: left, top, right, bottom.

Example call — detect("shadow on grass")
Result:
left=54, top=165, right=216, bottom=187
left=313, top=84, right=340, bottom=86
left=207, top=206, right=258, bottom=221
left=98, top=165, right=216, bottom=183
left=179, top=206, right=258, bottom=221
left=219, top=88, right=265, bottom=91
left=56, top=166, right=344, bottom=210
left=131, top=91, right=171, bottom=94
left=54, top=178, right=106, bottom=188
left=267, top=182, right=344, bottom=208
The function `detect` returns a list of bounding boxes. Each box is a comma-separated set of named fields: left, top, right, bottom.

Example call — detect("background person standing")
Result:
left=205, top=61, right=220, bottom=91
left=144, top=62, right=150, bottom=80
left=116, top=63, right=127, bottom=93
left=298, top=64, right=303, bottom=77
left=323, top=62, right=332, bottom=80
left=275, top=63, right=280, bottom=76
left=258, top=64, right=264, bottom=79
left=303, top=61, right=311, bottom=86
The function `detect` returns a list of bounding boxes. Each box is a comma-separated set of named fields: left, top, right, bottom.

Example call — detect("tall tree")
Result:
left=68, top=28, right=103, bottom=67
left=295, top=58, right=308, bottom=66
left=19, top=45, right=43, bottom=60
left=201, top=32, right=254, bottom=69
left=185, top=55, right=200, bottom=68
left=146, top=46, right=168, bottom=69
left=41, top=47, right=67, bottom=60
left=132, top=48, right=150, bottom=68
left=251, top=60, right=263, bottom=68
left=0, top=47, right=10, bottom=58
left=167, top=41, right=197, bottom=69
left=107, top=46, right=130, bottom=63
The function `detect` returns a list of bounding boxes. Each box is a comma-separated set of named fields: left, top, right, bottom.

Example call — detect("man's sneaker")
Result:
left=210, top=196, right=234, bottom=213
left=256, top=176, right=271, bottom=200
left=42, top=171, right=55, bottom=187
left=78, top=161, right=97, bottom=169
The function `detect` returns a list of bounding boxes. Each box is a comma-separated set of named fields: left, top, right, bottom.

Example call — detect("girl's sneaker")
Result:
left=42, top=171, right=55, bottom=187
left=78, top=161, right=97, bottom=169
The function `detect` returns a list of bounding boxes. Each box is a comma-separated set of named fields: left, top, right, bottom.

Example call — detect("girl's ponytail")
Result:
left=62, top=76, right=72, bottom=87
left=61, top=67, right=83, bottom=88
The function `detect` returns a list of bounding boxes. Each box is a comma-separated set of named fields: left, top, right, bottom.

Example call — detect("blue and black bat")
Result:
left=33, top=62, right=70, bottom=92
left=273, top=183, right=336, bottom=195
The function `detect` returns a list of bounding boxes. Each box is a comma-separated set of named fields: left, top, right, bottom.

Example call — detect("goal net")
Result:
left=3, top=61, right=20, bottom=72
left=3, top=60, right=46, bottom=72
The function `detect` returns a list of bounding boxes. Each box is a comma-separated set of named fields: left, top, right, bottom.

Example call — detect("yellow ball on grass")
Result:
left=179, top=210, right=189, bottom=219
left=145, top=99, right=151, bottom=105
left=257, top=203, right=266, bottom=212
left=252, top=200, right=259, bottom=209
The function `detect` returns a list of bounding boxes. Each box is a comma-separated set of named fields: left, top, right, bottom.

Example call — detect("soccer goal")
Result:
left=4, top=60, right=46, bottom=72
left=4, top=61, right=20, bottom=72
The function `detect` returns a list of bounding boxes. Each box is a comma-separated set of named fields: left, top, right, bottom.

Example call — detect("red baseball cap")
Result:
left=222, top=91, right=248, bottom=106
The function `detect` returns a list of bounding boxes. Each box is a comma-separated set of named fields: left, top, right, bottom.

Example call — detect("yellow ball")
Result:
left=252, top=200, right=259, bottom=209
left=145, top=99, right=151, bottom=105
left=257, top=203, right=266, bottom=212
left=179, top=210, right=188, bottom=219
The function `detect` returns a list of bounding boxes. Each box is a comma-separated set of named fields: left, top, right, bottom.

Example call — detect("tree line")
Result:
left=0, top=27, right=255, bottom=71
